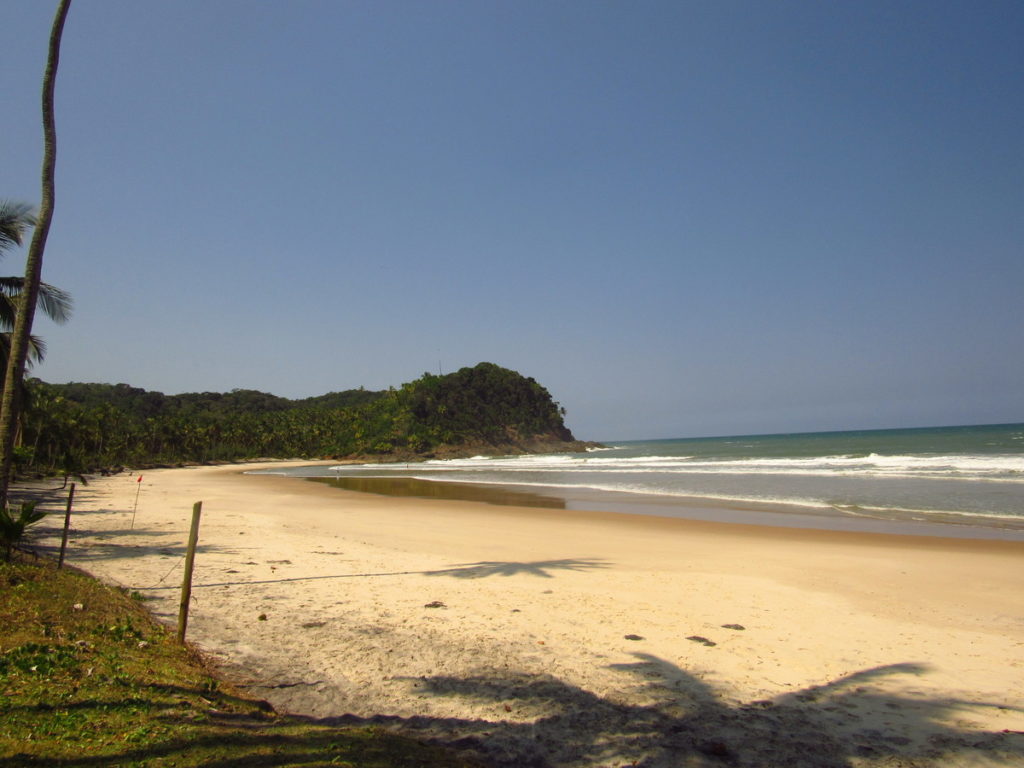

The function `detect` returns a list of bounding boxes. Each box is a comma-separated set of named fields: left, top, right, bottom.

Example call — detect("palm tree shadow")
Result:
left=9, top=481, right=108, bottom=514
left=424, top=558, right=610, bottom=579
left=25, top=521, right=242, bottom=566
left=28, top=659, right=1022, bottom=768
left=335, top=654, right=1023, bottom=767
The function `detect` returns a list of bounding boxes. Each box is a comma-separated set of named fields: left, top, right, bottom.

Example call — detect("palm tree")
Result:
left=0, top=276, right=73, bottom=365
left=0, top=201, right=73, bottom=399
left=0, top=0, right=73, bottom=509
left=0, top=203, right=72, bottom=332
left=0, top=202, right=74, bottom=457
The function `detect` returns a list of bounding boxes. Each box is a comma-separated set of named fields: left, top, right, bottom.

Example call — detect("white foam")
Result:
left=337, top=451, right=1024, bottom=482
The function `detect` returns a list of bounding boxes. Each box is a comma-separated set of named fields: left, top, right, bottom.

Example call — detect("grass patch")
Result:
left=0, top=555, right=483, bottom=766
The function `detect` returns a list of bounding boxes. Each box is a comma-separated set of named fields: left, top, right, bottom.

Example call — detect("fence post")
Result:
left=176, top=501, right=203, bottom=644
left=57, top=483, right=75, bottom=569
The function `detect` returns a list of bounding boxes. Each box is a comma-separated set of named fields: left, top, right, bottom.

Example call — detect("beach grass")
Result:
left=0, top=554, right=481, bottom=767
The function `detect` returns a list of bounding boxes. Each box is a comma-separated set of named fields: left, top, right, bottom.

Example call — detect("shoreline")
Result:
left=265, top=467, right=1024, bottom=542
left=20, top=460, right=1024, bottom=767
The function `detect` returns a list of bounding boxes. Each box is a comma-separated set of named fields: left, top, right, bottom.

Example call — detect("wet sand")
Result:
left=21, top=461, right=1024, bottom=767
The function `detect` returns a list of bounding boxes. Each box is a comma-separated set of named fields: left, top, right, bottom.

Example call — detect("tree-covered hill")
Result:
left=19, top=363, right=591, bottom=475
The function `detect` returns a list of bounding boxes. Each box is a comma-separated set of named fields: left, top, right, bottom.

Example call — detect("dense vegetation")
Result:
left=17, top=362, right=582, bottom=475
left=0, top=556, right=481, bottom=766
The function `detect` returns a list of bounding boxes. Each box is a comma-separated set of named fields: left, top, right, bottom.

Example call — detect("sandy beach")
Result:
left=20, top=462, right=1024, bottom=767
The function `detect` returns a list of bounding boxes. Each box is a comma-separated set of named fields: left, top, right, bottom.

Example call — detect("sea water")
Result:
left=254, top=423, right=1024, bottom=536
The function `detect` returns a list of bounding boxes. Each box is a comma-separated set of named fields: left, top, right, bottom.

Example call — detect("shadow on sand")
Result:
left=19, top=655, right=1022, bottom=767
left=423, top=559, right=609, bottom=579
left=9, top=480, right=115, bottom=516
left=322, top=654, right=1022, bottom=767
left=58, top=558, right=613, bottom=591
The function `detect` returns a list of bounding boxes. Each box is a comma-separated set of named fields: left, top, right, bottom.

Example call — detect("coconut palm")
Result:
left=0, top=200, right=73, bottom=367
left=0, top=277, right=73, bottom=354
left=0, top=200, right=73, bottom=477
left=0, top=0, right=73, bottom=510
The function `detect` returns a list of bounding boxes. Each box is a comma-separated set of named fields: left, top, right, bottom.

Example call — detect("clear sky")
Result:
left=5, top=1, right=1022, bottom=441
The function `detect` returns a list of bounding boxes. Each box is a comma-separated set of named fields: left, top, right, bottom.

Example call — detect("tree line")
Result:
left=17, top=362, right=578, bottom=476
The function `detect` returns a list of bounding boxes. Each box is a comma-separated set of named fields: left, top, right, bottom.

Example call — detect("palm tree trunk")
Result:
left=0, top=0, right=73, bottom=510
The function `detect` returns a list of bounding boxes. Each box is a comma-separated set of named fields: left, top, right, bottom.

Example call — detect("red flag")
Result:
left=137, top=475, right=143, bottom=483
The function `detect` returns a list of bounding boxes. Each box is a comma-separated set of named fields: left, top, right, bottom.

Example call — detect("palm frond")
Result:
left=0, top=201, right=37, bottom=253
left=37, top=283, right=72, bottom=324
left=27, top=334, right=46, bottom=362
left=0, top=294, right=15, bottom=331
left=0, top=277, right=73, bottom=325
left=0, top=333, right=45, bottom=366
left=0, top=501, right=47, bottom=559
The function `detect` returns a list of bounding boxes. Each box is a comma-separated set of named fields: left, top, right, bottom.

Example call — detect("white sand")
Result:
left=21, top=462, right=1024, bottom=767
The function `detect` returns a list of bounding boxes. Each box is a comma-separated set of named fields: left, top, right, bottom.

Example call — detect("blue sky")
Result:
left=5, top=1, right=1022, bottom=441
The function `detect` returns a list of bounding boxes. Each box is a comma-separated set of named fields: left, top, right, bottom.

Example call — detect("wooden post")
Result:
left=176, top=501, right=203, bottom=644
left=57, top=483, right=75, bottom=569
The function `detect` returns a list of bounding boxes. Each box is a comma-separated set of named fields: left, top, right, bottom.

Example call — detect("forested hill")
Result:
left=20, top=363, right=593, bottom=474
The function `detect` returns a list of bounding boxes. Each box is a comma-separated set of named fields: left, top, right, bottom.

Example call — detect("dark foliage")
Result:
left=18, top=363, right=577, bottom=474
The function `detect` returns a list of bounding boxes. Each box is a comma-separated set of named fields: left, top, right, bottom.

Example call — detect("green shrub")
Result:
left=0, top=502, right=47, bottom=561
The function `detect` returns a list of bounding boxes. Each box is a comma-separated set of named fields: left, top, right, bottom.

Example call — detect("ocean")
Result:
left=254, top=423, right=1024, bottom=539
